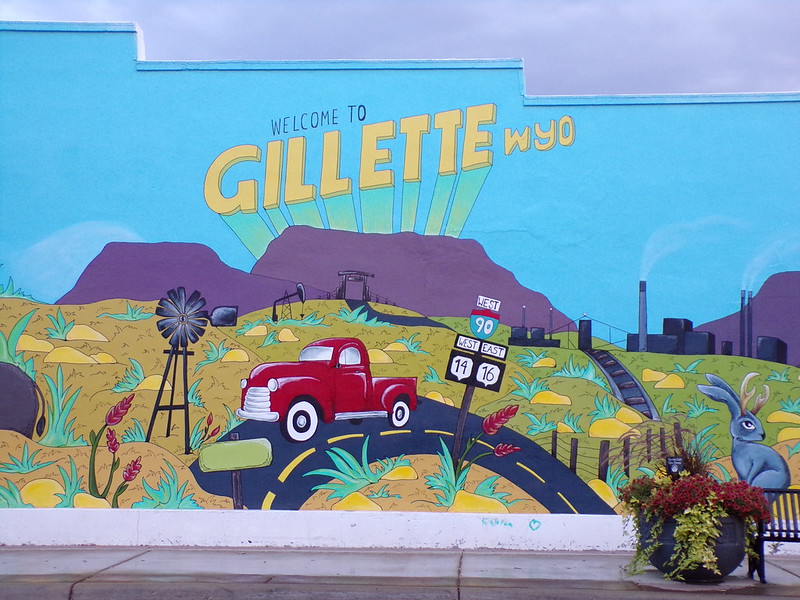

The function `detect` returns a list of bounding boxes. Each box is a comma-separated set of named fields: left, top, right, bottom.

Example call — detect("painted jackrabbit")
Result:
left=697, top=372, right=790, bottom=489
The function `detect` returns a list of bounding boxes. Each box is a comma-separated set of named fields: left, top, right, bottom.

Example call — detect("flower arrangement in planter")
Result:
left=621, top=470, right=770, bottom=581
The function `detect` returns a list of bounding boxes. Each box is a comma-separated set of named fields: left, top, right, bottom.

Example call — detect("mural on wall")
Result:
left=1, top=22, right=800, bottom=514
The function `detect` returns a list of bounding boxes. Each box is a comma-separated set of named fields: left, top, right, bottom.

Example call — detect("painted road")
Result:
left=190, top=397, right=615, bottom=514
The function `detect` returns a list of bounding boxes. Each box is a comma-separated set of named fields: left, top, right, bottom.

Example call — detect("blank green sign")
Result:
left=198, top=438, right=273, bottom=472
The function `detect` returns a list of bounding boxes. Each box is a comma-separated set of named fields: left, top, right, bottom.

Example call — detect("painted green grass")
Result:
left=194, top=341, right=230, bottom=372
left=121, top=418, right=147, bottom=443
left=112, top=359, right=145, bottom=393
left=422, top=366, right=445, bottom=384
left=514, top=349, right=549, bottom=367
left=551, top=355, right=610, bottom=391
left=55, top=457, right=85, bottom=508
left=304, top=436, right=410, bottom=500
left=684, top=396, right=718, bottom=418
left=509, top=374, right=549, bottom=402
left=132, top=463, right=201, bottom=509
left=672, top=359, right=704, bottom=374
left=425, top=438, right=468, bottom=507
left=330, top=306, right=392, bottom=327
left=0, top=275, right=36, bottom=300
left=98, top=301, right=154, bottom=321
left=392, top=333, right=429, bottom=354
left=523, top=412, right=557, bottom=436
left=39, top=365, right=86, bottom=447
left=766, top=368, right=791, bottom=383
left=0, top=479, right=30, bottom=508
left=0, top=308, right=37, bottom=379
left=0, top=444, right=56, bottom=474
left=44, top=308, right=74, bottom=340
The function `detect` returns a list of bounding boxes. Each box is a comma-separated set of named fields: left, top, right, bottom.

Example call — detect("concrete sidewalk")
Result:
left=1, top=546, right=799, bottom=600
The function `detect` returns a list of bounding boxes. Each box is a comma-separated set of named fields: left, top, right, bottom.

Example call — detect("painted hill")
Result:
left=252, top=226, right=573, bottom=331
left=57, top=241, right=323, bottom=316
left=699, top=271, right=800, bottom=366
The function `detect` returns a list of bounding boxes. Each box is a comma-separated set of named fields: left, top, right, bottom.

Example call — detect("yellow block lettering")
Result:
left=504, top=127, right=531, bottom=155
left=285, top=136, right=317, bottom=204
left=462, top=104, right=496, bottom=171
left=559, top=116, right=575, bottom=146
left=360, top=120, right=396, bottom=190
left=263, top=139, right=283, bottom=210
left=434, top=109, right=463, bottom=176
left=534, top=121, right=557, bottom=151
left=203, top=145, right=262, bottom=215
left=399, top=114, right=431, bottom=182
left=320, top=130, right=352, bottom=199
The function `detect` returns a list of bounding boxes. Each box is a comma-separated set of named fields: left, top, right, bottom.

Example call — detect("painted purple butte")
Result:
left=58, top=241, right=324, bottom=316
left=699, top=271, right=800, bottom=366
left=252, top=226, right=573, bottom=330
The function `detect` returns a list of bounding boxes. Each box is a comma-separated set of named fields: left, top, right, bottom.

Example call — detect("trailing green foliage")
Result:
left=514, top=349, right=548, bottom=367
left=510, top=374, right=549, bottom=401
left=523, top=412, right=557, bottom=436
left=779, top=397, right=800, bottom=415
left=551, top=355, right=610, bottom=391
left=39, top=365, right=86, bottom=447
left=0, top=308, right=37, bottom=379
left=97, top=301, right=154, bottom=321
left=0, top=479, right=30, bottom=508
left=266, top=311, right=326, bottom=327
left=671, top=359, right=703, bottom=374
left=330, top=305, right=392, bottom=327
left=44, top=308, right=74, bottom=340
left=259, top=331, right=279, bottom=347
left=0, top=444, right=56, bottom=474
left=366, top=484, right=400, bottom=499
left=562, top=410, right=584, bottom=433
left=121, top=418, right=147, bottom=443
left=766, top=368, right=790, bottom=383
left=392, top=333, right=429, bottom=354
left=112, top=359, right=145, bottom=392
left=0, top=275, right=36, bottom=300
left=133, top=463, right=201, bottom=509
left=685, top=425, right=721, bottom=465
left=305, top=436, right=410, bottom=500
left=194, top=341, right=230, bottom=372
left=235, top=319, right=263, bottom=336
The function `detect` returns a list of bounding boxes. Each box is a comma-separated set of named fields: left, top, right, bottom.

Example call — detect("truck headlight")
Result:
left=240, top=379, right=248, bottom=389
left=267, top=378, right=279, bottom=392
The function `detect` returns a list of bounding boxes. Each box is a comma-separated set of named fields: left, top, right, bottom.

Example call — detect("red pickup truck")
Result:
left=236, top=337, right=418, bottom=442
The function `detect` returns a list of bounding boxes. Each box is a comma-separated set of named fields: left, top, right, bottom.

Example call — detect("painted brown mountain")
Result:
left=57, top=241, right=324, bottom=316
left=252, top=226, right=573, bottom=330
left=699, top=271, right=800, bottom=366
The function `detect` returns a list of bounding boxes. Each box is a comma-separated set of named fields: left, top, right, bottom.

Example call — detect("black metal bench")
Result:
left=748, top=488, right=800, bottom=583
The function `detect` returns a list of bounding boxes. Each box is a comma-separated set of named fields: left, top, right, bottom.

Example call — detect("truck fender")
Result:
left=274, top=377, right=335, bottom=422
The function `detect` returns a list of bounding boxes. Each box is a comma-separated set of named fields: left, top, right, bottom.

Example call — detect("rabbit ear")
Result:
left=697, top=374, right=741, bottom=417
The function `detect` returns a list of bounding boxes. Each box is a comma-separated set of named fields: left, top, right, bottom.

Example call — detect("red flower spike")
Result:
left=106, top=429, right=119, bottom=454
left=482, top=405, right=519, bottom=435
left=105, top=394, right=134, bottom=426
left=210, top=426, right=221, bottom=438
left=206, top=413, right=214, bottom=427
left=122, top=456, right=142, bottom=482
left=493, top=443, right=521, bottom=457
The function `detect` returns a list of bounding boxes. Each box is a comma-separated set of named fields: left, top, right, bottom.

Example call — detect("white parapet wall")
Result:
left=0, top=509, right=634, bottom=551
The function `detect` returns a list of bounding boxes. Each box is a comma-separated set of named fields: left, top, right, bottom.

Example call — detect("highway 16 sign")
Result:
left=445, top=334, right=507, bottom=392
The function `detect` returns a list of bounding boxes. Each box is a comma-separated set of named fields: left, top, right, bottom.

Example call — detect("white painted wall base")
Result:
left=0, top=509, right=633, bottom=551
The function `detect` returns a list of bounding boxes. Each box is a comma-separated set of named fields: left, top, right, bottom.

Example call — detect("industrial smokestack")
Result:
left=747, top=290, right=754, bottom=358
left=740, top=290, right=746, bottom=356
left=638, top=280, right=647, bottom=351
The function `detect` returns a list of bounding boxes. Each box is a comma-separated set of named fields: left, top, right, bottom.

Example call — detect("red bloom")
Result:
left=106, top=429, right=119, bottom=454
left=210, top=426, right=221, bottom=438
left=122, top=456, right=142, bottom=482
left=105, top=394, right=134, bottom=426
left=206, top=413, right=214, bottom=427
left=493, top=443, right=521, bottom=457
left=482, top=405, right=519, bottom=435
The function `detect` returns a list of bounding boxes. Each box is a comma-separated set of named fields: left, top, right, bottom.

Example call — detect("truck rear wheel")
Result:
left=282, top=400, right=319, bottom=442
left=389, top=398, right=410, bottom=428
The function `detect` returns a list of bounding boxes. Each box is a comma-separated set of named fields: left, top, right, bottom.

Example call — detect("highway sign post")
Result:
left=448, top=296, right=507, bottom=458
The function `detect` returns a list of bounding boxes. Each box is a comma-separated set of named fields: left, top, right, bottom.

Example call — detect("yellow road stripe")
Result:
left=425, top=429, right=454, bottom=437
left=516, top=461, right=546, bottom=483
left=558, top=492, right=579, bottom=514
left=380, top=429, right=411, bottom=436
left=261, top=491, right=275, bottom=510
left=278, top=447, right=316, bottom=483
left=327, top=433, right=364, bottom=444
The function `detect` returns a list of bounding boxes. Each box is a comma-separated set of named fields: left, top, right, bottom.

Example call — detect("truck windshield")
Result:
left=299, top=346, right=334, bottom=362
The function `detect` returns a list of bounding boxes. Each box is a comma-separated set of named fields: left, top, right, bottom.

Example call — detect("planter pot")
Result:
left=639, top=516, right=745, bottom=583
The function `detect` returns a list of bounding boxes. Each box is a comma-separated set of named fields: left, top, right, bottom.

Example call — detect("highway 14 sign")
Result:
left=445, top=349, right=506, bottom=392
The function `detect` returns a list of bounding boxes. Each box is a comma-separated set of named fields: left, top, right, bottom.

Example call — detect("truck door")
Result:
left=333, top=344, right=368, bottom=413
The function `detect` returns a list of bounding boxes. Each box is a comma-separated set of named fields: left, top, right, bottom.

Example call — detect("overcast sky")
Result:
left=1, top=0, right=799, bottom=96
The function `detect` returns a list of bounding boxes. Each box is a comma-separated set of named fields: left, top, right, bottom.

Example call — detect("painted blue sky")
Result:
left=1, top=3, right=800, bottom=341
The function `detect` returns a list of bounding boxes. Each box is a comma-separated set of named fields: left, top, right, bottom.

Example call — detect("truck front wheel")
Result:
left=389, top=398, right=411, bottom=428
left=282, top=400, right=319, bottom=442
